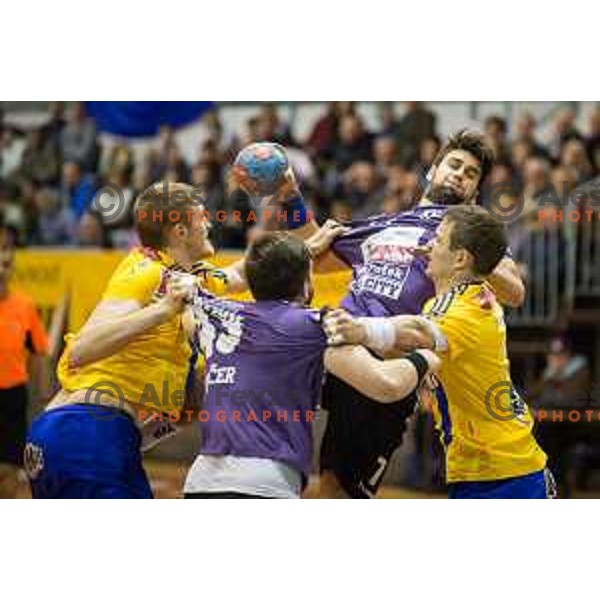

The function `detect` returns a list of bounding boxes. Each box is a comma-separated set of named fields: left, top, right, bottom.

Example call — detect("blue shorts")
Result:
left=25, top=405, right=152, bottom=499
left=448, top=469, right=554, bottom=499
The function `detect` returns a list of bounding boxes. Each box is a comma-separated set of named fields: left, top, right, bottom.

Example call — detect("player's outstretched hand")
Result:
left=162, top=273, right=196, bottom=316
left=307, top=219, right=350, bottom=258
left=323, top=309, right=367, bottom=346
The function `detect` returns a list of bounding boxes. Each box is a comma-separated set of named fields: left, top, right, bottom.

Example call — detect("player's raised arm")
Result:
left=324, top=346, right=439, bottom=403
left=220, top=219, right=350, bottom=294
left=486, top=256, right=526, bottom=308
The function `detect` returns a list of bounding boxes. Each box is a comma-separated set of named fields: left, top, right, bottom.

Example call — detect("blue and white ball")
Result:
left=233, top=142, right=289, bottom=196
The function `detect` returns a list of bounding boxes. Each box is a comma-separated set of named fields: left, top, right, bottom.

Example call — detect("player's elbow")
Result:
left=371, top=374, right=414, bottom=404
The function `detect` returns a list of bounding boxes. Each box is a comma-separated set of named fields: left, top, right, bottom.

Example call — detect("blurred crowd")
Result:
left=1, top=101, right=600, bottom=253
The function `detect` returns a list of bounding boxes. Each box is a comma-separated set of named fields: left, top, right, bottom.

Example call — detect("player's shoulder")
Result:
left=103, top=247, right=166, bottom=303
left=113, top=247, right=164, bottom=280
left=424, top=282, right=489, bottom=320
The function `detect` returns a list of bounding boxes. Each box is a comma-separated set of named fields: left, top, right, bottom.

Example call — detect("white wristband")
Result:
left=360, top=317, right=397, bottom=353
left=417, top=317, right=448, bottom=352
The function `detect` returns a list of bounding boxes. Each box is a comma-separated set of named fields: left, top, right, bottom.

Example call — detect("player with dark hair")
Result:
left=325, top=206, right=551, bottom=499
left=183, top=232, right=439, bottom=499
left=286, top=130, right=527, bottom=498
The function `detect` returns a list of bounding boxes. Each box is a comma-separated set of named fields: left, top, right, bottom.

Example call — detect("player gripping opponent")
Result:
left=325, top=206, right=552, bottom=499
left=183, top=232, right=439, bottom=499
left=286, top=130, right=527, bottom=498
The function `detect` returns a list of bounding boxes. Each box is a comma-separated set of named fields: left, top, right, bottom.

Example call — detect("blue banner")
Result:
left=85, top=101, right=214, bottom=137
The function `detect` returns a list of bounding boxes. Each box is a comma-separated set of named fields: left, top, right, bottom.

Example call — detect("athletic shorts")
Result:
left=448, top=468, right=556, bottom=499
left=25, top=404, right=152, bottom=499
left=0, top=385, right=28, bottom=466
left=320, top=372, right=418, bottom=499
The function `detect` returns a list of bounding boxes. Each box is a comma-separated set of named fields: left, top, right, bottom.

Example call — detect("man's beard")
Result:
left=427, top=183, right=467, bottom=206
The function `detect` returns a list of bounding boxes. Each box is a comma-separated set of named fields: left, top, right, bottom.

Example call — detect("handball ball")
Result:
left=232, top=142, right=290, bottom=196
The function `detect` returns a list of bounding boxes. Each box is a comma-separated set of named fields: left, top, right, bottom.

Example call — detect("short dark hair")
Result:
left=134, top=182, right=203, bottom=249
left=245, top=232, right=310, bottom=302
left=444, top=205, right=507, bottom=276
left=434, top=129, right=495, bottom=190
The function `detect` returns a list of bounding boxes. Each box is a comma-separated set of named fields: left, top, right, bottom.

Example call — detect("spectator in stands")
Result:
left=522, top=155, right=552, bottom=204
left=586, top=108, right=600, bottom=172
left=75, top=210, right=110, bottom=248
left=60, top=102, right=98, bottom=172
left=18, top=128, right=61, bottom=185
left=29, top=187, right=76, bottom=246
left=510, top=138, right=534, bottom=181
left=551, top=165, right=578, bottom=203
left=201, top=109, right=231, bottom=157
left=372, top=135, right=398, bottom=178
left=548, top=107, right=582, bottom=160
left=162, top=146, right=189, bottom=182
left=381, top=166, right=418, bottom=215
left=60, top=161, right=98, bottom=218
left=256, top=103, right=294, bottom=146
left=45, top=101, right=66, bottom=151
left=379, top=102, right=399, bottom=137
left=337, top=161, right=383, bottom=219
left=533, top=336, right=592, bottom=497
left=147, top=126, right=189, bottom=182
left=190, top=161, right=222, bottom=213
left=101, top=144, right=134, bottom=180
left=484, top=115, right=510, bottom=163
left=395, top=102, right=437, bottom=167
left=0, top=181, right=27, bottom=244
left=560, top=138, right=594, bottom=183
left=512, top=181, right=567, bottom=320
left=512, top=112, right=549, bottom=159
left=331, top=114, right=373, bottom=172
left=1, top=126, right=26, bottom=180
left=481, top=161, right=518, bottom=212
left=96, top=168, right=137, bottom=248
left=307, top=101, right=355, bottom=161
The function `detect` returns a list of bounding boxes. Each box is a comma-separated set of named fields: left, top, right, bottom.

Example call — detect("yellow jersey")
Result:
left=422, top=282, right=546, bottom=483
left=57, top=247, right=228, bottom=413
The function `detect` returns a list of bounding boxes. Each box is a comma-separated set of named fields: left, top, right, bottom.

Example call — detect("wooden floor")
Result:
left=15, top=459, right=600, bottom=499
left=147, top=460, right=449, bottom=499
left=13, top=459, right=445, bottom=499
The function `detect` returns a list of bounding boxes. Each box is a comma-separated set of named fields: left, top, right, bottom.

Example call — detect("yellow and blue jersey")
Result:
left=57, top=247, right=228, bottom=414
left=422, top=282, right=547, bottom=483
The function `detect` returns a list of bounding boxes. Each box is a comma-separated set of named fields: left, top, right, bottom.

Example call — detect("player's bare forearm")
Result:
left=486, top=258, right=526, bottom=308
left=324, top=346, right=439, bottom=403
left=69, top=300, right=177, bottom=368
left=70, top=278, right=190, bottom=369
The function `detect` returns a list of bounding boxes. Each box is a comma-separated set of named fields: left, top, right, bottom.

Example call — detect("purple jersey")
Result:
left=332, top=204, right=447, bottom=317
left=191, top=288, right=327, bottom=480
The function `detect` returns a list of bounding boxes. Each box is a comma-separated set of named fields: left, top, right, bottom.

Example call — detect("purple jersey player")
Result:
left=298, top=130, right=527, bottom=498
left=184, top=233, right=439, bottom=499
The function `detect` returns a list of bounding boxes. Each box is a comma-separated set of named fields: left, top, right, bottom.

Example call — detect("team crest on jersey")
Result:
left=360, top=226, right=426, bottom=264
left=418, top=208, right=445, bottom=222
left=23, top=443, right=44, bottom=480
